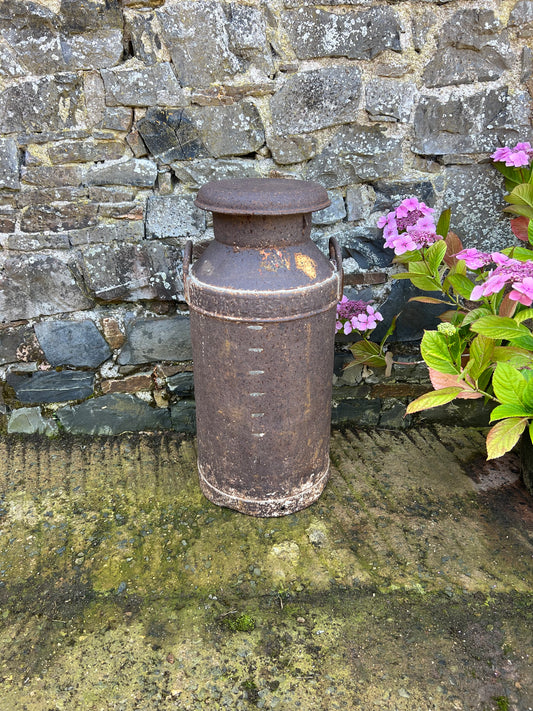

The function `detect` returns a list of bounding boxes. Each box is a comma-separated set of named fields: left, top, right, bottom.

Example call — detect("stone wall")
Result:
left=0, top=0, right=532, bottom=435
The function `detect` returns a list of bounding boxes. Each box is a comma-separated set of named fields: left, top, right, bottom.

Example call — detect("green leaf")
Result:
left=446, top=274, right=474, bottom=299
left=493, top=345, right=533, bottom=367
left=466, top=334, right=494, bottom=381
left=523, top=378, right=533, bottom=411
left=492, top=162, right=524, bottom=187
left=348, top=340, right=386, bottom=368
left=409, top=261, right=431, bottom=276
left=408, top=296, right=451, bottom=305
left=471, top=315, right=532, bottom=341
left=420, top=331, right=460, bottom=375
left=410, top=276, right=442, bottom=291
left=392, top=250, right=423, bottom=264
left=405, top=387, right=463, bottom=415
left=486, top=417, right=528, bottom=459
left=490, top=404, right=533, bottom=422
left=460, top=307, right=492, bottom=328
left=435, top=208, right=451, bottom=238
left=501, top=246, right=533, bottom=261
left=505, top=183, right=533, bottom=207
left=515, top=308, right=533, bottom=323
left=529, top=218, right=533, bottom=247
left=492, top=361, right=527, bottom=405
left=425, top=240, right=447, bottom=275
left=380, top=314, right=398, bottom=346
left=503, top=204, right=533, bottom=219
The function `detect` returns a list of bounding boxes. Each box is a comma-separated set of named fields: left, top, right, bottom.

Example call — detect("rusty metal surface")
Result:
left=185, top=178, right=342, bottom=517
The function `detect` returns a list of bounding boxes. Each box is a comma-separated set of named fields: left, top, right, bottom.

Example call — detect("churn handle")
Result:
left=329, top=236, right=343, bottom=298
left=183, top=239, right=193, bottom=302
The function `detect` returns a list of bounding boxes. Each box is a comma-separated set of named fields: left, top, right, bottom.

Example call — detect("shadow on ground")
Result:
left=0, top=426, right=531, bottom=710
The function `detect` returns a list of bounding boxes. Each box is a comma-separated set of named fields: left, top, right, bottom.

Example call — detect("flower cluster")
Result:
left=377, top=198, right=440, bottom=255
left=335, top=296, right=383, bottom=335
left=491, top=142, right=533, bottom=168
left=453, top=248, right=533, bottom=305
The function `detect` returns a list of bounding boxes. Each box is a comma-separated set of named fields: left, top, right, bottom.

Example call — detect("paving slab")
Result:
left=0, top=426, right=531, bottom=710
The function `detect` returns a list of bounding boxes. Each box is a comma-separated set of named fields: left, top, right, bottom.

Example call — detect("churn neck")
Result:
left=194, top=178, right=330, bottom=249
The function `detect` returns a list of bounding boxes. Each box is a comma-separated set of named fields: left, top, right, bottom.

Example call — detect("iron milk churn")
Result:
left=183, top=178, right=342, bottom=517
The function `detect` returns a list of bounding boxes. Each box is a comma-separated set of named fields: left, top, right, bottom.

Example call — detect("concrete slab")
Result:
left=0, top=426, right=531, bottom=710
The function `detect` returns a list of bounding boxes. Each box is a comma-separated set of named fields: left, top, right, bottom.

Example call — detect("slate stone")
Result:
left=125, top=10, right=168, bottom=66
left=146, top=195, right=205, bottom=239
left=443, top=164, right=515, bottom=251
left=0, top=325, right=32, bottom=365
left=171, top=158, right=261, bottom=187
left=118, top=317, right=192, bottom=365
left=157, top=1, right=239, bottom=88
left=7, top=370, right=95, bottom=404
left=21, top=165, right=85, bottom=188
left=306, top=125, right=403, bottom=188
left=346, top=185, right=374, bottom=222
left=59, top=0, right=123, bottom=32
left=7, top=407, right=59, bottom=436
left=59, top=30, right=124, bottom=71
left=191, top=102, right=265, bottom=158
left=331, top=399, right=381, bottom=427
left=137, top=109, right=208, bottom=163
left=86, top=159, right=157, bottom=187
left=0, top=254, right=93, bottom=322
left=0, top=138, right=19, bottom=189
left=522, top=46, right=533, bottom=82
left=227, top=3, right=267, bottom=53
left=48, top=139, right=125, bottom=164
left=0, top=39, right=26, bottom=78
left=372, top=181, right=436, bottom=214
left=21, top=203, right=98, bottom=233
left=422, top=47, right=509, bottom=88
left=266, top=135, right=318, bottom=165
left=312, top=191, right=346, bottom=226
left=344, top=228, right=391, bottom=269
left=170, top=400, right=196, bottom=434
left=412, top=10, right=436, bottom=52
left=365, top=79, right=417, bottom=123
left=284, top=7, right=401, bottom=60
left=270, top=66, right=361, bottom=135
left=6, top=233, right=71, bottom=250
left=509, top=0, right=533, bottom=37
left=57, top=393, right=171, bottom=435
left=68, top=222, right=144, bottom=246
left=101, top=61, right=188, bottom=108
left=80, top=241, right=183, bottom=302
left=34, top=320, right=111, bottom=368
left=167, top=371, right=194, bottom=397
left=0, top=73, right=83, bottom=134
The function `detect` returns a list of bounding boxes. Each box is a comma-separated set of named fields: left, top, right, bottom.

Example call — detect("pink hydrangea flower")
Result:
left=335, top=297, right=384, bottom=334
left=509, top=276, right=533, bottom=306
left=455, top=248, right=493, bottom=269
left=469, top=255, right=533, bottom=305
left=377, top=197, right=437, bottom=255
left=491, top=142, right=533, bottom=167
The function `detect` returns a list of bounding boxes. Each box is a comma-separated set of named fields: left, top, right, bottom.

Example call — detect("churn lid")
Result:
left=194, top=178, right=330, bottom=216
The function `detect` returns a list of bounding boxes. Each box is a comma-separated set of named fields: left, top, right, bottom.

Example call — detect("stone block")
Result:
left=412, top=10, right=437, bottom=52
left=7, top=407, right=58, bottom=436
left=7, top=370, right=95, bottom=404
left=331, top=399, right=381, bottom=427
left=0, top=74, right=84, bottom=134
left=57, top=393, right=171, bottom=435
left=80, top=241, right=183, bottom=302
left=0, top=254, right=93, bottom=322
left=0, top=39, right=26, bottom=78
left=422, top=47, right=510, bottom=88
left=266, top=135, right=318, bottom=165
left=68, top=223, right=143, bottom=246
left=171, top=158, right=261, bottom=187
left=101, top=374, right=153, bottom=394
left=312, top=190, right=346, bottom=226
left=372, top=181, right=436, bottom=214
left=346, top=185, right=375, bottom=222
left=86, top=159, right=157, bottom=187
left=191, top=102, right=265, bottom=158
left=118, top=316, right=192, bottom=365
left=59, top=0, right=123, bottom=32
left=21, top=203, right=98, bottom=233
left=306, top=125, right=403, bottom=188
left=270, top=66, right=361, bottom=135
left=157, top=1, right=239, bottom=88
left=59, top=30, right=124, bottom=71
left=6, top=233, right=71, bottom=250
left=0, top=138, right=19, bottom=189
left=0, top=325, right=32, bottom=365
left=365, top=79, right=417, bottom=123
left=21, top=166, right=85, bottom=188
left=48, top=139, right=125, bottom=164
left=146, top=195, right=205, bottom=239
left=34, top=320, right=111, bottom=368
left=101, top=60, right=188, bottom=108
left=0, top=210, right=16, bottom=232
left=137, top=108, right=208, bottom=163
left=509, top=0, right=533, bottom=37
left=124, top=8, right=171, bottom=65
left=99, top=107, right=133, bottom=132
left=167, top=371, right=194, bottom=397
left=284, top=7, right=401, bottom=60
left=170, top=400, right=196, bottom=434
left=101, top=317, right=126, bottom=350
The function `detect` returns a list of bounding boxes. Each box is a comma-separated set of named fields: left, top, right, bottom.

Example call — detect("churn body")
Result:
left=184, top=179, right=342, bottom=517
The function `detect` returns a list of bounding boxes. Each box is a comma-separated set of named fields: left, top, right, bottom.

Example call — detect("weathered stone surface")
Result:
left=48, top=139, right=125, bottom=164
left=412, top=10, right=436, bottom=52
left=227, top=4, right=267, bottom=54
left=157, top=1, right=239, bottom=88
left=0, top=254, right=93, bottom=322
left=146, top=195, right=205, bottom=239
left=312, top=191, right=346, bottom=225
left=0, top=210, right=16, bottom=233
left=372, top=181, right=436, bottom=215
left=191, top=102, right=265, bottom=158
left=365, top=79, right=417, bottom=123
left=522, top=46, right=533, bottom=82
left=98, top=107, right=133, bottom=132
left=16, top=187, right=88, bottom=207
left=7, top=370, right=95, bottom=404
left=171, top=158, right=261, bottom=187
left=21, top=165, right=85, bottom=188
left=266, top=135, right=318, bottom=165
left=101, top=374, right=153, bottom=394
left=124, top=9, right=170, bottom=65
left=126, top=130, right=148, bottom=158
left=346, top=185, right=375, bottom=223
left=284, top=7, right=401, bottom=60
left=332, top=398, right=380, bottom=427
left=443, top=165, right=515, bottom=251
left=306, top=125, right=403, bottom=188
left=0, top=73, right=84, bottom=134
left=6, top=233, right=71, bottom=250
left=7, top=407, right=58, bottom=436
left=57, top=393, right=171, bottom=434
left=34, top=320, right=111, bottom=368
left=102, top=60, right=188, bottom=108
left=167, top=371, right=194, bottom=397
left=0, top=325, right=32, bottom=365
left=0, top=138, right=19, bottom=189
left=170, top=400, right=196, bottom=433
left=0, top=38, right=26, bottom=78
left=343, top=228, right=391, bottom=269
left=270, top=66, right=361, bottom=135
left=59, top=0, right=123, bottom=31
left=80, top=242, right=183, bottom=302
left=509, top=0, right=533, bottom=37
left=86, top=159, right=157, bottom=187
left=118, top=316, right=192, bottom=365
left=21, top=203, right=98, bottom=233
left=137, top=109, right=208, bottom=163
left=101, top=317, right=126, bottom=350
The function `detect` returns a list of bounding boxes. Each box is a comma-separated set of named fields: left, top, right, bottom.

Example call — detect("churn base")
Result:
left=197, top=462, right=330, bottom=517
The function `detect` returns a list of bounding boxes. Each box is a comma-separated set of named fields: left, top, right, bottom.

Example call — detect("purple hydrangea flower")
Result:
left=376, top=197, right=439, bottom=255
left=469, top=255, right=533, bottom=306
left=335, top=296, right=384, bottom=335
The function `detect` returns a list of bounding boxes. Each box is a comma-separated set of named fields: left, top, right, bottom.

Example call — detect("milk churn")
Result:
left=183, top=178, right=342, bottom=517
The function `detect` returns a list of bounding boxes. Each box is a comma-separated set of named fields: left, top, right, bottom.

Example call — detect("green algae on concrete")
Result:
left=0, top=428, right=532, bottom=710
